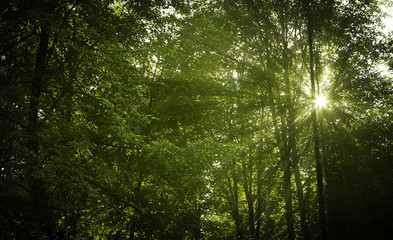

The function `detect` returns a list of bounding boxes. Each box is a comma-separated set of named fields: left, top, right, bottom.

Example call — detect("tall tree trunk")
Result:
left=255, top=158, right=263, bottom=240
left=305, top=1, right=328, bottom=239
left=288, top=8, right=311, bottom=239
left=290, top=115, right=311, bottom=240
left=28, top=23, right=49, bottom=161
left=282, top=15, right=311, bottom=240
left=63, top=37, right=79, bottom=124
left=229, top=175, right=244, bottom=240
left=255, top=107, right=266, bottom=240
left=272, top=96, right=295, bottom=240
left=242, top=158, right=255, bottom=239
left=282, top=136, right=295, bottom=240
left=279, top=5, right=295, bottom=239
left=27, top=18, right=56, bottom=239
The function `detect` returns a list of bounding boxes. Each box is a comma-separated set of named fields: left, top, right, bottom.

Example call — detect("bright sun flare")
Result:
left=315, top=95, right=327, bottom=107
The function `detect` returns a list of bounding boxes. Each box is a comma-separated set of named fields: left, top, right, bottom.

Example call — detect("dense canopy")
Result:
left=1, top=0, right=393, bottom=239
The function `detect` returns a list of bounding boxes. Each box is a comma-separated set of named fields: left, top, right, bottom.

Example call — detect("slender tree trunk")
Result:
left=282, top=140, right=295, bottom=240
left=287, top=7, right=311, bottom=239
left=229, top=175, right=244, bottom=240
left=234, top=177, right=244, bottom=240
left=225, top=104, right=244, bottom=240
left=291, top=119, right=311, bottom=240
left=279, top=6, right=295, bottom=239
left=305, top=1, right=328, bottom=239
left=285, top=58, right=310, bottom=240
left=284, top=25, right=311, bottom=240
left=242, top=158, right=255, bottom=239
left=281, top=115, right=295, bottom=240
left=28, top=23, right=49, bottom=160
left=255, top=157, right=263, bottom=240
left=63, top=41, right=79, bottom=123
left=272, top=96, right=295, bottom=240
left=27, top=19, right=56, bottom=240
left=255, top=107, right=265, bottom=240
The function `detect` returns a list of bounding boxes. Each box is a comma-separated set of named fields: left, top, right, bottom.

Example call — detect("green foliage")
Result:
left=1, top=0, right=393, bottom=239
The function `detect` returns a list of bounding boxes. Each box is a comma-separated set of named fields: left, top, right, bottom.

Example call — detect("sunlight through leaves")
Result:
left=315, top=95, right=328, bottom=108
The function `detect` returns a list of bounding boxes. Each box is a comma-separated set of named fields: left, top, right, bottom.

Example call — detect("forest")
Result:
left=1, top=0, right=393, bottom=239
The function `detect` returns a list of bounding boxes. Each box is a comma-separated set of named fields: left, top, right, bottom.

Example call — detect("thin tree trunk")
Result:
left=63, top=36, right=80, bottom=123
left=281, top=114, right=295, bottom=240
left=305, top=1, right=328, bottom=239
left=243, top=158, right=255, bottom=239
left=285, top=27, right=311, bottom=240
left=291, top=121, right=311, bottom=240
left=285, top=38, right=310, bottom=239
left=255, top=158, right=263, bottom=240
left=229, top=175, right=244, bottom=240
left=255, top=107, right=265, bottom=240
left=27, top=19, right=56, bottom=240
left=288, top=7, right=311, bottom=239
left=28, top=23, right=49, bottom=160
left=272, top=97, right=295, bottom=240
left=279, top=5, right=295, bottom=239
